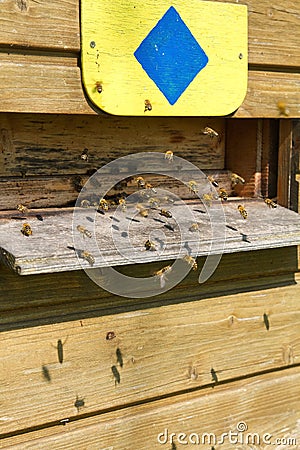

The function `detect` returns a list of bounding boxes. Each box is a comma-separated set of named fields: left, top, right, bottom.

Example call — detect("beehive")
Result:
left=0, top=1, right=300, bottom=448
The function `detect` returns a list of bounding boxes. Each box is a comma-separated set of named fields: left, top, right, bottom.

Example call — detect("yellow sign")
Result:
left=81, top=1, right=248, bottom=116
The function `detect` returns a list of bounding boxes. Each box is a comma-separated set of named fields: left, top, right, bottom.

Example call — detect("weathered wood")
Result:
left=277, top=120, right=293, bottom=207
left=0, top=1, right=299, bottom=68
left=0, top=247, right=296, bottom=328
left=0, top=54, right=300, bottom=116
left=0, top=113, right=225, bottom=177
left=1, top=367, right=300, bottom=447
left=0, top=200, right=300, bottom=275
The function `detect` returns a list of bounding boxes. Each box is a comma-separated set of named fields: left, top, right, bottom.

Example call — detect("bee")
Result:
left=202, top=126, right=219, bottom=138
left=136, top=176, right=146, bottom=189
left=118, top=198, right=127, bottom=211
left=277, top=101, right=289, bottom=117
left=21, top=223, right=32, bottom=236
left=154, top=265, right=172, bottom=288
left=144, top=99, right=152, bottom=112
left=148, top=197, right=160, bottom=208
left=99, top=198, right=109, bottom=211
left=145, top=239, right=156, bottom=251
left=76, top=225, right=92, bottom=238
left=80, top=148, right=89, bottom=162
left=106, top=331, right=116, bottom=341
left=80, top=199, right=91, bottom=208
left=78, top=250, right=95, bottom=266
left=231, top=173, right=245, bottom=186
left=238, top=204, right=247, bottom=219
left=94, top=81, right=103, bottom=93
left=17, top=204, right=29, bottom=214
left=183, top=255, right=198, bottom=271
left=160, top=209, right=172, bottom=218
left=202, top=193, right=214, bottom=206
left=264, top=198, right=277, bottom=208
left=136, top=204, right=149, bottom=217
left=164, top=150, right=174, bottom=162
left=207, top=175, right=219, bottom=187
left=188, top=180, right=199, bottom=195
left=189, top=222, right=200, bottom=232
left=161, top=196, right=175, bottom=204
left=218, top=188, right=228, bottom=201
left=145, top=182, right=157, bottom=194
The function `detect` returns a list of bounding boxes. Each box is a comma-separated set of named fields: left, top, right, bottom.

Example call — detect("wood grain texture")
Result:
left=1, top=200, right=300, bottom=275
left=0, top=0, right=299, bottom=68
left=0, top=54, right=300, bottom=116
left=0, top=280, right=299, bottom=436
left=1, top=366, right=300, bottom=446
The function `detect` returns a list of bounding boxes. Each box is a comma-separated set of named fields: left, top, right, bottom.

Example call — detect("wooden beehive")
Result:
left=0, top=1, right=300, bottom=448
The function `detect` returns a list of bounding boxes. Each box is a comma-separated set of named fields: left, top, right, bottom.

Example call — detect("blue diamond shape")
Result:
left=134, top=6, right=209, bottom=105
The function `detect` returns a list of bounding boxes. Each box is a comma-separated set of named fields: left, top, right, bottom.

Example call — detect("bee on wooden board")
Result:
left=264, top=198, right=277, bottom=208
left=94, top=81, right=103, bottom=93
left=76, top=225, right=92, bottom=238
left=231, top=173, right=245, bottom=186
left=202, top=126, right=219, bottom=138
left=148, top=197, right=160, bottom=209
left=189, top=222, right=200, bottom=232
left=277, top=101, right=289, bottom=117
left=159, top=209, right=172, bottom=219
left=106, top=331, right=116, bottom=341
left=164, top=150, right=174, bottom=162
left=17, top=204, right=29, bottom=214
left=237, top=204, right=247, bottom=219
left=207, top=175, right=219, bottom=187
left=78, top=250, right=95, bottom=266
left=136, top=176, right=146, bottom=189
left=80, top=148, right=89, bottom=162
left=80, top=199, right=91, bottom=208
left=202, top=193, right=214, bottom=207
left=118, top=198, right=127, bottom=211
left=144, top=99, right=152, bottom=112
left=136, top=204, right=149, bottom=217
left=99, top=198, right=109, bottom=211
left=21, top=223, right=32, bottom=236
left=145, top=182, right=157, bottom=194
left=218, top=188, right=228, bottom=201
left=145, top=239, right=156, bottom=251
left=183, top=255, right=198, bottom=271
left=154, top=265, right=172, bottom=288
left=188, top=180, right=199, bottom=195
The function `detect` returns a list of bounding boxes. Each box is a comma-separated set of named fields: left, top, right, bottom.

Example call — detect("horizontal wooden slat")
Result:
left=0, top=200, right=300, bottom=275
left=0, top=53, right=299, bottom=116
left=0, top=113, right=225, bottom=177
left=1, top=363, right=299, bottom=446
left=0, top=1, right=299, bottom=68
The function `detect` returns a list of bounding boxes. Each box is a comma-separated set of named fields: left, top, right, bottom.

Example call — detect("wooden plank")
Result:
left=0, top=1, right=299, bottom=68
left=1, top=366, right=300, bottom=446
left=0, top=113, right=225, bottom=177
left=0, top=54, right=300, bottom=116
left=0, top=247, right=296, bottom=327
left=1, top=200, right=300, bottom=275
left=0, top=282, right=299, bottom=436
left=277, top=120, right=293, bottom=207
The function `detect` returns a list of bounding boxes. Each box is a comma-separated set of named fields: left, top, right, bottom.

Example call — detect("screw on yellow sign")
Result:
left=81, top=0, right=248, bottom=116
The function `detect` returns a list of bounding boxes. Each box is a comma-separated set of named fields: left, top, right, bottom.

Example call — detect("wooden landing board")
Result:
left=0, top=199, right=300, bottom=275
left=1, top=367, right=300, bottom=447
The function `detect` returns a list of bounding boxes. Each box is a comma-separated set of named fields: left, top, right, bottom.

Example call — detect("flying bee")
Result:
left=144, top=99, right=152, bottom=112
left=136, top=204, right=149, bottom=217
left=78, top=250, right=95, bottom=266
left=238, top=204, right=247, bottom=219
left=207, top=176, right=219, bottom=187
left=277, top=101, right=289, bottom=117
left=148, top=197, right=160, bottom=209
left=154, top=265, right=172, bottom=288
left=188, top=180, right=199, bottom=195
left=183, top=255, right=198, bottom=271
left=145, top=239, right=156, bottom=251
left=231, top=173, right=245, bottom=186
left=21, top=223, right=32, bottom=236
left=94, top=81, right=103, bottom=93
left=218, top=188, right=228, bottom=201
left=76, top=225, right=92, bottom=238
left=99, top=198, right=109, bottom=211
left=80, top=199, right=91, bottom=208
left=264, top=198, right=277, bottom=208
left=136, top=176, right=146, bottom=189
left=161, top=196, right=175, bottom=204
left=80, top=148, right=89, bottom=162
left=17, top=204, right=29, bottom=214
left=202, top=126, right=219, bottom=138
left=118, top=198, right=127, bottom=211
left=165, top=150, right=174, bottom=162
left=189, top=222, right=200, bottom=232
left=202, top=193, right=214, bottom=206
left=160, top=209, right=172, bottom=218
